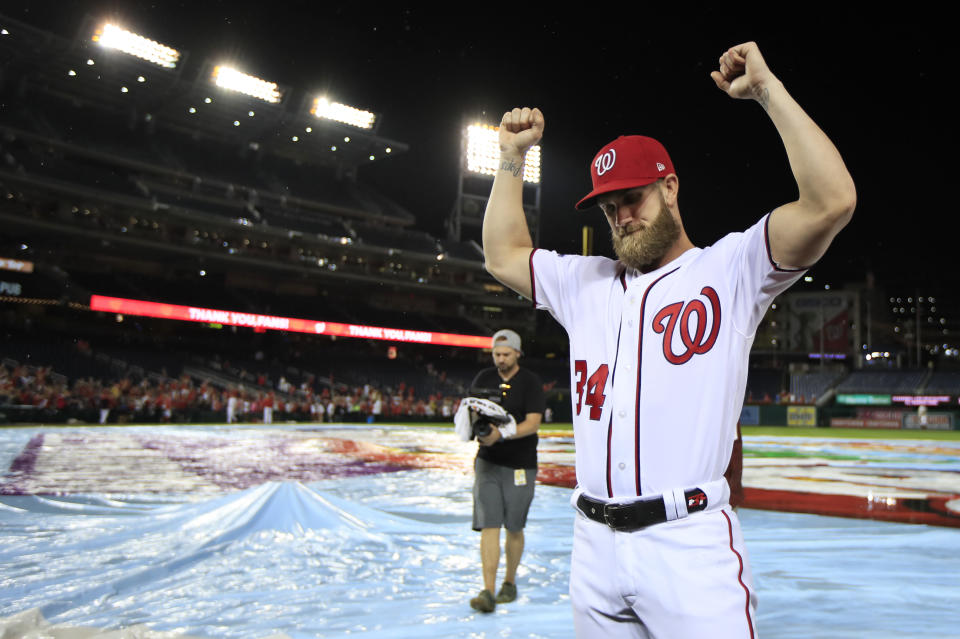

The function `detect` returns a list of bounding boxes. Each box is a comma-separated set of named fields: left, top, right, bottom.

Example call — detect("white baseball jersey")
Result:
left=531, top=213, right=805, bottom=501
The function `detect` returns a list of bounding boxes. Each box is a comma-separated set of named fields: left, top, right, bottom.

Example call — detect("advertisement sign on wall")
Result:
left=830, top=417, right=902, bottom=429
left=903, top=414, right=954, bottom=430
left=740, top=405, right=760, bottom=425
left=836, top=394, right=892, bottom=406
left=787, top=406, right=817, bottom=427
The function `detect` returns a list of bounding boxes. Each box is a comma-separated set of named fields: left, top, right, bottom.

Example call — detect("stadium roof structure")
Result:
left=0, top=12, right=541, bottom=339
left=0, top=13, right=407, bottom=173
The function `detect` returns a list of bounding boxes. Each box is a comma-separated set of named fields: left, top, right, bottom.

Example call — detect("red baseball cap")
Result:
left=575, top=135, right=676, bottom=210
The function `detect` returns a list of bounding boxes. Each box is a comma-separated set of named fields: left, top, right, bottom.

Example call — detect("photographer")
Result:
left=458, top=329, right=545, bottom=613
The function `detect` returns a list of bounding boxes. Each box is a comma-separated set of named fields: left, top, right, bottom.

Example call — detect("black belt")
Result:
left=577, top=489, right=708, bottom=532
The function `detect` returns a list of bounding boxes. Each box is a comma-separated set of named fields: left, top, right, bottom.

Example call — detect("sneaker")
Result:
left=495, top=581, right=517, bottom=603
left=469, top=589, right=496, bottom=613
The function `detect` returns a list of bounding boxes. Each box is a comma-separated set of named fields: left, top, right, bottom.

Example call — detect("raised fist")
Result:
left=499, top=107, right=544, bottom=158
left=710, top=42, right=777, bottom=103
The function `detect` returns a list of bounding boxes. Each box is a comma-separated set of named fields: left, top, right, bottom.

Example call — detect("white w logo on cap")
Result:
left=594, top=149, right=616, bottom=176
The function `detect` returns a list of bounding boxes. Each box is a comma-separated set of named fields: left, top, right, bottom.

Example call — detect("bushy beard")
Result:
left=611, top=197, right=680, bottom=272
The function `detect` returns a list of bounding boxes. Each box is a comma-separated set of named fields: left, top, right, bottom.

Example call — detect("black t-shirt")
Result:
left=470, top=366, right=546, bottom=469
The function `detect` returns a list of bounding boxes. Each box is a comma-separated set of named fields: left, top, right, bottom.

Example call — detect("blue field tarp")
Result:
left=1, top=426, right=959, bottom=638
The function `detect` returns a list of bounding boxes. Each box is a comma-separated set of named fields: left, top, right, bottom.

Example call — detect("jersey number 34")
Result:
left=574, top=361, right=607, bottom=420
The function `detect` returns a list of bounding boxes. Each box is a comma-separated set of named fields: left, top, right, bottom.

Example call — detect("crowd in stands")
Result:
left=744, top=389, right=818, bottom=405
left=0, top=361, right=463, bottom=426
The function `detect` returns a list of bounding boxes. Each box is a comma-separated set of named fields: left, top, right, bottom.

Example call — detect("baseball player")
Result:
left=481, top=42, right=855, bottom=637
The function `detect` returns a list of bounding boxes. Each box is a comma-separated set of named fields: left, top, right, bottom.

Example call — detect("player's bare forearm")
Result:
left=712, top=43, right=856, bottom=268
left=482, top=154, right=535, bottom=299
left=762, top=81, right=856, bottom=267
left=482, top=107, right=544, bottom=299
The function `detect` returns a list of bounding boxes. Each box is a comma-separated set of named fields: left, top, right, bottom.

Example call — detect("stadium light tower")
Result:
left=91, top=23, right=181, bottom=69
left=449, top=121, right=542, bottom=245
left=464, top=123, right=541, bottom=184
left=211, top=65, right=283, bottom=104
left=310, top=97, right=377, bottom=130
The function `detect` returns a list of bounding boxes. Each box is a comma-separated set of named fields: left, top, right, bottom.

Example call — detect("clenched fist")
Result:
left=499, top=107, right=544, bottom=159
left=710, top=42, right=778, bottom=104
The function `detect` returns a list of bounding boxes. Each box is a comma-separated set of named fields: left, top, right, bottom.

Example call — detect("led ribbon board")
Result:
left=891, top=395, right=952, bottom=407
left=835, top=394, right=892, bottom=406
left=0, top=258, right=34, bottom=273
left=90, top=295, right=490, bottom=348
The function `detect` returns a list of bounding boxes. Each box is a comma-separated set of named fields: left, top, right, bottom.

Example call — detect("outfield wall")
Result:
left=740, top=404, right=959, bottom=430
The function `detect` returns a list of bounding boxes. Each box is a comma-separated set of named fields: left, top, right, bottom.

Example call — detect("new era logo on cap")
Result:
left=576, top=135, right=676, bottom=210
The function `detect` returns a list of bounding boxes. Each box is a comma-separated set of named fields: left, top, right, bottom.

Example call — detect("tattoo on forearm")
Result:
left=500, top=159, right=523, bottom=178
left=753, top=86, right=770, bottom=111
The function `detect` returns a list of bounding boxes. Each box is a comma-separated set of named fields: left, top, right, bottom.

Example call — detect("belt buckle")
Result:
left=602, top=502, right=633, bottom=531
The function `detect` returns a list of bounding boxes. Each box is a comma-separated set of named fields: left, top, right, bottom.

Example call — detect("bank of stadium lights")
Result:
left=311, top=98, right=376, bottom=129
left=465, top=123, right=541, bottom=184
left=211, top=66, right=282, bottom=104
left=92, top=23, right=180, bottom=69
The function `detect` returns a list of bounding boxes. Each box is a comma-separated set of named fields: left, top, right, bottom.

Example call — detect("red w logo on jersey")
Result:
left=651, top=286, right=721, bottom=365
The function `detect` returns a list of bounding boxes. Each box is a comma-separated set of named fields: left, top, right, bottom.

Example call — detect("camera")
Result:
left=469, top=408, right=511, bottom=440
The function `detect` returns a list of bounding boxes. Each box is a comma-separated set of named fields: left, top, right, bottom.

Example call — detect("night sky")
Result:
left=3, top=3, right=951, bottom=296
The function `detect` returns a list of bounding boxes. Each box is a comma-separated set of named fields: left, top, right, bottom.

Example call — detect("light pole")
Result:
left=450, top=122, right=542, bottom=246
